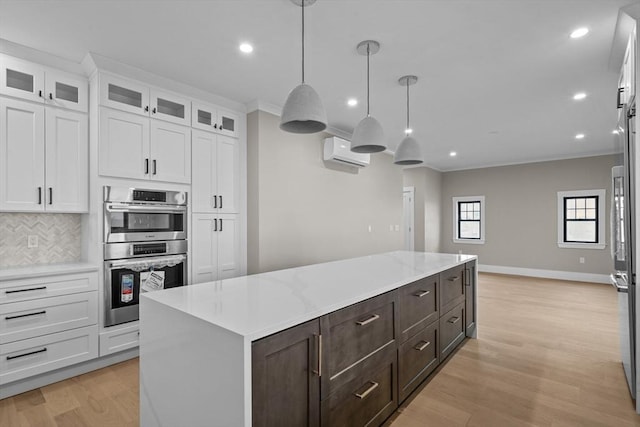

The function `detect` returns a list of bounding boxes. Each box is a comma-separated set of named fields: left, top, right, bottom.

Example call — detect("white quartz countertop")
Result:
left=141, top=251, right=476, bottom=341
left=0, top=262, right=99, bottom=281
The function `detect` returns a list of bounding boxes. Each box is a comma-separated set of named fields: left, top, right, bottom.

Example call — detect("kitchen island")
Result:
left=139, top=251, right=477, bottom=426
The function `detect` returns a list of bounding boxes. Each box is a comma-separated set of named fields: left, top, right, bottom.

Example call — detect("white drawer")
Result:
left=99, top=323, right=139, bottom=356
left=0, top=325, right=98, bottom=385
left=0, top=272, right=97, bottom=304
left=0, top=292, right=98, bottom=344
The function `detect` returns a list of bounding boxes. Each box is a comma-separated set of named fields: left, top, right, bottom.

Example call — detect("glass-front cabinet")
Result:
left=192, top=101, right=239, bottom=138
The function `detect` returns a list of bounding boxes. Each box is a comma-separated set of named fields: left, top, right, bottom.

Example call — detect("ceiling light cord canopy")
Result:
left=351, top=40, right=386, bottom=154
left=280, top=0, right=327, bottom=134
left=394, top=75, right=424, bottom=165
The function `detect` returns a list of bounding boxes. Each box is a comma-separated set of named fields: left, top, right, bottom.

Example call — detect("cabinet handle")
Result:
left=145, top=158, right=149, bottom=174
left=6, top=347, right=47, bottom=361
left=38, top=90, right=43, bottom=98
left=213, top=123, right=218, bottom=129
left=219, top=195, right=223, bottom=209
left=448, top=316, right=461, bottom=324
left=447, top=276, right=459, bottom=282
left=49, top=188, right=52, bottom=205
left=354, top=381, right=379, bottom=399
left=219, top=219, right=223, bottom=231
left=152, top=107, right=157, bottom=114
left=5, top=310, right=46, bottom=320
left=49, top=93, right=53, bottom=100
left=618, top=87, right=624, bottom=109
left=213, top=195, right=217, bottom=209
left=214, top=218, right=218, bottom=232
left=37, top=187, right=42, bottom=204
left=413, top=290, right=430, bottom=298
left=5, top=286, right=46, bottom=294
left=356, top=313, right=380, bottom=326
left=465, top=268, right=471, bottom=286
left=414, top=340, right=431, bottom=351
left=153, top=160, right=157, bottom=175
left=144, top=106, right=149, bottom=112
left=312, top=334, right=322, bottom=377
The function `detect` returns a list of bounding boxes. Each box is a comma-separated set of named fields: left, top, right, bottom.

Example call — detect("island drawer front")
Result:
left=398, top=320, right=438, bottom=403
left=0, top=273, right=98, bottom=304
left=321, top=291, right=395, bottom=384
left=439, top=303, right=465, bottom=361
left=321, top=353, right=397, bottom=427
left=0, top=291, right=98, bottom=344
left=0, top=325, right=98, bottom=385
left=398, top=274, right=438, bottom=343
left=440, top=265, right=465, bottom=314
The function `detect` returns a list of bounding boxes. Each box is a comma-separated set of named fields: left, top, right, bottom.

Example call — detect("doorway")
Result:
left=403, top=187, right=415, bottom=251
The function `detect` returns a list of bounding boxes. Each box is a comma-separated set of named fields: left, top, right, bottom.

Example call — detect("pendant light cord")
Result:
left=366, top=43, right=370, bottom=116
left=406, top=79, right=410, bottom=130
left=301, top=1, right=305, bottom=84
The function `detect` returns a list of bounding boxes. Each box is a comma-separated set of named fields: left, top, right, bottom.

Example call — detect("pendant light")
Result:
left=351, top=40, right=386, bottom=153
left=394, top=75, right=424, bottom=165
left=280, top=0, right=327, bottom=134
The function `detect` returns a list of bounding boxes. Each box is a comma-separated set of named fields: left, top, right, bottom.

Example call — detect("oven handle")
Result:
left=106, top=254, right=187, bottom=270
left=106, top=204, right=187, bottom=213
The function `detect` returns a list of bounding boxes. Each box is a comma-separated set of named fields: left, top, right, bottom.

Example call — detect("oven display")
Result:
left=133, top=190, right=166, bottom=202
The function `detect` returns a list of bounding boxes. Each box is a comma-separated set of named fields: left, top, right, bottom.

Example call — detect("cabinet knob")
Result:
left=152, top=107, right=157, bottom=114
left=144, top=106, right=149, bottom=112
left=213, top=124, right=218, bottom=129
left=49, top=93, right=53, bottom=100
left=38, top=90, right=43, bottom=98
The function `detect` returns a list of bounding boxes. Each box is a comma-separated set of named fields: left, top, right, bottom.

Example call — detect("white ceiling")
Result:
left=0, top=0, right=634, bottom=171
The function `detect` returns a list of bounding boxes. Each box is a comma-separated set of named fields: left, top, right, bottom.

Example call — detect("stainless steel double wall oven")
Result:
left=103, top=186, right=188, bottom=327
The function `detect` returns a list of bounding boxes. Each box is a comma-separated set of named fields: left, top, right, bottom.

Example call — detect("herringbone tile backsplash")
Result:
left=0, top=213, right=82, bottom=268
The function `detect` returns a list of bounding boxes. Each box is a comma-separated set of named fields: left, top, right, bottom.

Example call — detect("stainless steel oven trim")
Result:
left=104, top=203, right=187, bottom=243
left=104, top=240, right=188, bottom=260
left=104, top=186, right=187, bottom=205
left=106, top=204, right=187, bottom=213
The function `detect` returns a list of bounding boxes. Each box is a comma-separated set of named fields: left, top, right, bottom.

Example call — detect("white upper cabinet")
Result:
left=0, top=98, right=88, bottom=212
left=100, top=74, right=191, bottom=126
left=192, top=130, right=239, bottom=213
left=149, top=120, right=191, bottom=184
left=192, top=102, right=239, bottom=138
left=0, top=56, right=87, bottom=112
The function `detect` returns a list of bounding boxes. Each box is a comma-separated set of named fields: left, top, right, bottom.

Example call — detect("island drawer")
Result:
left=398, top=274, right=438, bottom=343
left=0, top=291, right=98, bottom=344
left=439, top=303, right=465, bottom=361
left=440, top=265, right=465, bottom=314
left=0, top=273, right=98, bottom=304
left=320, top=291, right=395, bottom=390
left=321, top=352, right=397, bottom=427
left=398, top=320, right=438, bottom=403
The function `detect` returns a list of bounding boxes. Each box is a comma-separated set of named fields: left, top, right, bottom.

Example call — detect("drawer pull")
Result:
left=312, top=334, right=322, bottom=377
left=448, top=316, right=461, bottom=324
left=413, top=290, right=430, bottom=298
left=414, top=340, right=431, bottom=351
left=5, top=286, right=47, bottom=294
left=356, top=314, right=380, bottom=326
left=5, top=310, right=46, bottom=320
left=354, top=381, right=379, bottom=399
left=6, top=347, right=47, bottom=361
left=447, top=276, right=459, bottom=282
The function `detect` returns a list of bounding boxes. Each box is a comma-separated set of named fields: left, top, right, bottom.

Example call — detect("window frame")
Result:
left=557, top=189, right=606, bottom=250
left=453, top=196, right=485, bottom=244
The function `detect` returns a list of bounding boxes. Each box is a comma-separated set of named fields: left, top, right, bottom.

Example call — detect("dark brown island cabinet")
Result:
left=252, top=260, right=477, bottom=426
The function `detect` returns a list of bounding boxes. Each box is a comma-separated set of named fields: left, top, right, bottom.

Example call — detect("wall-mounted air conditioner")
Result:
left=323, top=137, right=370, bottom=168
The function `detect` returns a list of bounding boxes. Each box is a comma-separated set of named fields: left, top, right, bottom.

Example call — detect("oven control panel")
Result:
left=132, top=243, right=167, bottom=256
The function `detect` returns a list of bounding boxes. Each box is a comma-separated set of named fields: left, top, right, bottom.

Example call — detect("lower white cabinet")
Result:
left=99, top=322, right=139, bottom=356
left=192, top=213, right=241, bottom=284
left=0, top=325, right=98, bottom=385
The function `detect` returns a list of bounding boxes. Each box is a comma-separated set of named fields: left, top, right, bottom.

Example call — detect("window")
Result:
left=557, top=190, right=605, bottom=249
left=453, top=196, right=485, bottom=244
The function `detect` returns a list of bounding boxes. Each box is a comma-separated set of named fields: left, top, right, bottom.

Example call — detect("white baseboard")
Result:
left=0, top=348, right=139, bottom=399
left=478, top=264, right=609, bottom=284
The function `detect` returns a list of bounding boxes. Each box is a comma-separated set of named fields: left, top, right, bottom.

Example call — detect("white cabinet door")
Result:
left=217, top=135, right=240, bottom=214
left=0, top=98, right=45, bottom=211
left=45, top=70, right=88, bottom=113
left=217, top=108, right=240, bottom=138
left=150, top=89, right=191, bottom=126
left=45, top=107, right=88, bottom=212
left=150, top=120, right=191, bottom=184
left=191, top=102, right=218, bottom=133
left=217, top=214, right=241, bottom=280
left=0, top=56, right=45, bottom=103
left=191, top=214, right=218, bottom=284
left=99, top=107, right=150, bottom=180
left=99, top=74, right=150, bottom=116
left=191, top=130, right=217, bottom=213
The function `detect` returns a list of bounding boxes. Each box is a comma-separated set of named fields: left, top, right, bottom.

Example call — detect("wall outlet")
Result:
left=27, top=235, right=38, bottom=248
left=579, top=257, right=585, bottom=264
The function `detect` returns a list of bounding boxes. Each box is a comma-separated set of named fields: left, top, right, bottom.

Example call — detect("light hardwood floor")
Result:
left=1, top=273, right=639, bottom=426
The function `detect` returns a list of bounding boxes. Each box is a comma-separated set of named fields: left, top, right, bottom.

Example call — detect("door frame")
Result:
left=403, top=186, right=415, bottom=251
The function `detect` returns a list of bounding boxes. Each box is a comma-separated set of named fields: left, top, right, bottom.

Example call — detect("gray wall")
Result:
left=441, top=155, right=617, bottom=274
left=247, top=110, right=404, bottom=274
left=403, top=167, right=442, bottom=252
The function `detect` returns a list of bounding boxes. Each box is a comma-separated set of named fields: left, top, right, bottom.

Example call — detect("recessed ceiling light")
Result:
left=575, top=133, right=585, bottom=139
left=570, top=27, right=589, bottom=39
left=239, top=43, right=253, bottom=53
left=347, top=98, right=358, bottom=107
left=573, top=92, right=587, bottom=100
left=405, top=128, right=413, bottom=134
left=450, top=151, right=457, bottom=157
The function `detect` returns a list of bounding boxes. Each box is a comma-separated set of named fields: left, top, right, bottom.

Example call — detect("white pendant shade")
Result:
left=351, top=116, right=386, bottom=153
left=280, top=83, right=327, bottom=133
left=394, top=136, right=424, bottom=165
